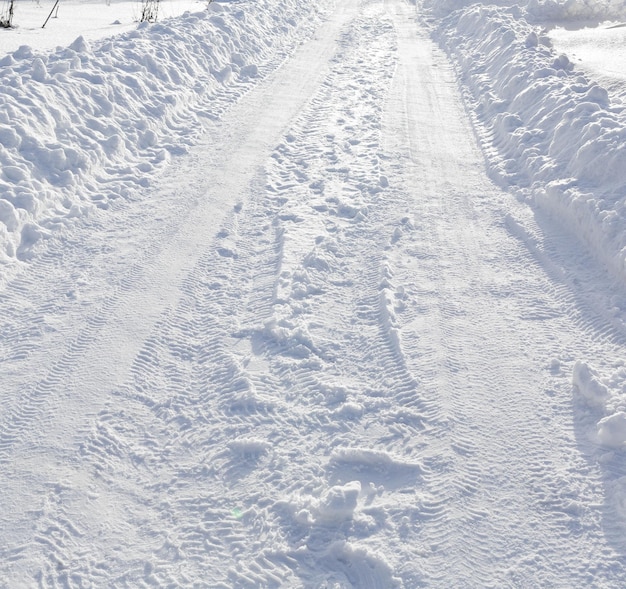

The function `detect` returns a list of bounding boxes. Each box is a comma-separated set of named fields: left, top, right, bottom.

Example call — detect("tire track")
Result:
left=0, top=2, right=359, bottom=584
left=0, top=239, right=166, bottom=466
left=0, top=0, right=332, bottom=473
left=215, top=4, right=434, bottom=585
left=44, top=3, right=422, bottom=586
left=381, top=1, right=626, bottom=585
left=11, top=0, right=626, bottom=586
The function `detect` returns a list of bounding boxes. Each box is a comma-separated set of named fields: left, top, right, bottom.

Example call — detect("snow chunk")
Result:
left=228, top=437, right=272, bottom=457
left=317, top=481, right=361, bottom=523
left=17, top=223, right=48, bottom=260
left=525, top=31, right=539, bottom=48
left=240, top=64, right=259, bottom=78
left=573, top=361, right=609, bottom=408
left=31, top=58, right=48, bottom=83
left=0, top=200, right=19, bottom=232
left=330, top=447, right=423, bottom=473
left=0, top=127, right=21, bottom=149
left=333, top=402, right=364, bottom=420
left=13, top=45, right=33, bottom=60
left=598, top=412, right=626, bottom=448
left=69, top=36, right=90, bottom=53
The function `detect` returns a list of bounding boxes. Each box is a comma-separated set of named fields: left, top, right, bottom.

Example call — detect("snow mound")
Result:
left=0, top=0, right=323, bottom=264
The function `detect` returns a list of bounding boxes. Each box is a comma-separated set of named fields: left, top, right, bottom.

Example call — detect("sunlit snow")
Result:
left=2, top=0, right=626, bottom=586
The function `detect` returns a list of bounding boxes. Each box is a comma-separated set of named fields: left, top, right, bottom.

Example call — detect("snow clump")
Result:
left=573, top=360, right=610, bottom=408
left=597, top=412, right=626, bottom=447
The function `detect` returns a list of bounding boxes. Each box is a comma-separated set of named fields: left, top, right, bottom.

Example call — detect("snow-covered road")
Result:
left=2, top=0, right=626, bottom=586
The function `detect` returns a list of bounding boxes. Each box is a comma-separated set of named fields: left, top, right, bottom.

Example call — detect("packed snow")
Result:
left=2, top=0, right=626, bottom=585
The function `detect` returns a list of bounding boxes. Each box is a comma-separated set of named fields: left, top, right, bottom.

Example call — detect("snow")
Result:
left=3, top=0, right=626, bottom=585
left=0, top=0, right=321, bottom=268
left=432, top=3, right=626, bottom=286
left=598, top=411, right=626, bottom=447
left=549, top=21, right=626, bottom=101
left=527, top=0, right=626, bottom=22
left=573, top=360, right=610, bottom=408
left=0, top=0, right=203, bottom=54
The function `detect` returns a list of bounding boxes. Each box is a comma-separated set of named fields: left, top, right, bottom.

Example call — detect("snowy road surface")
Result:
left=2, top=0, right=626, bottom=586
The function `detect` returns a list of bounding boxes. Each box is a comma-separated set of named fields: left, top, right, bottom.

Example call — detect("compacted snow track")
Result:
left=2, top=0, right=626, bottom=586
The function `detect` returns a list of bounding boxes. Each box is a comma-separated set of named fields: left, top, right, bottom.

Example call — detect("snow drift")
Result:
left=0, top=0, right=324, bottom=263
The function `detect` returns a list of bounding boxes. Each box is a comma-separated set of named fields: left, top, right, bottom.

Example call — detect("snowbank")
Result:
left=0, top=0, right=325, bottom=262
left=429, top=3, right=626, bottom=286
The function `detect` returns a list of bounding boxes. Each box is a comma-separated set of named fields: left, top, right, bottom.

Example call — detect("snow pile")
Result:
left=0, top=0, right=324, bottom=262
left=277, top=479, right=400, bottom=586
left=431, top=4, right=626, bottom=285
